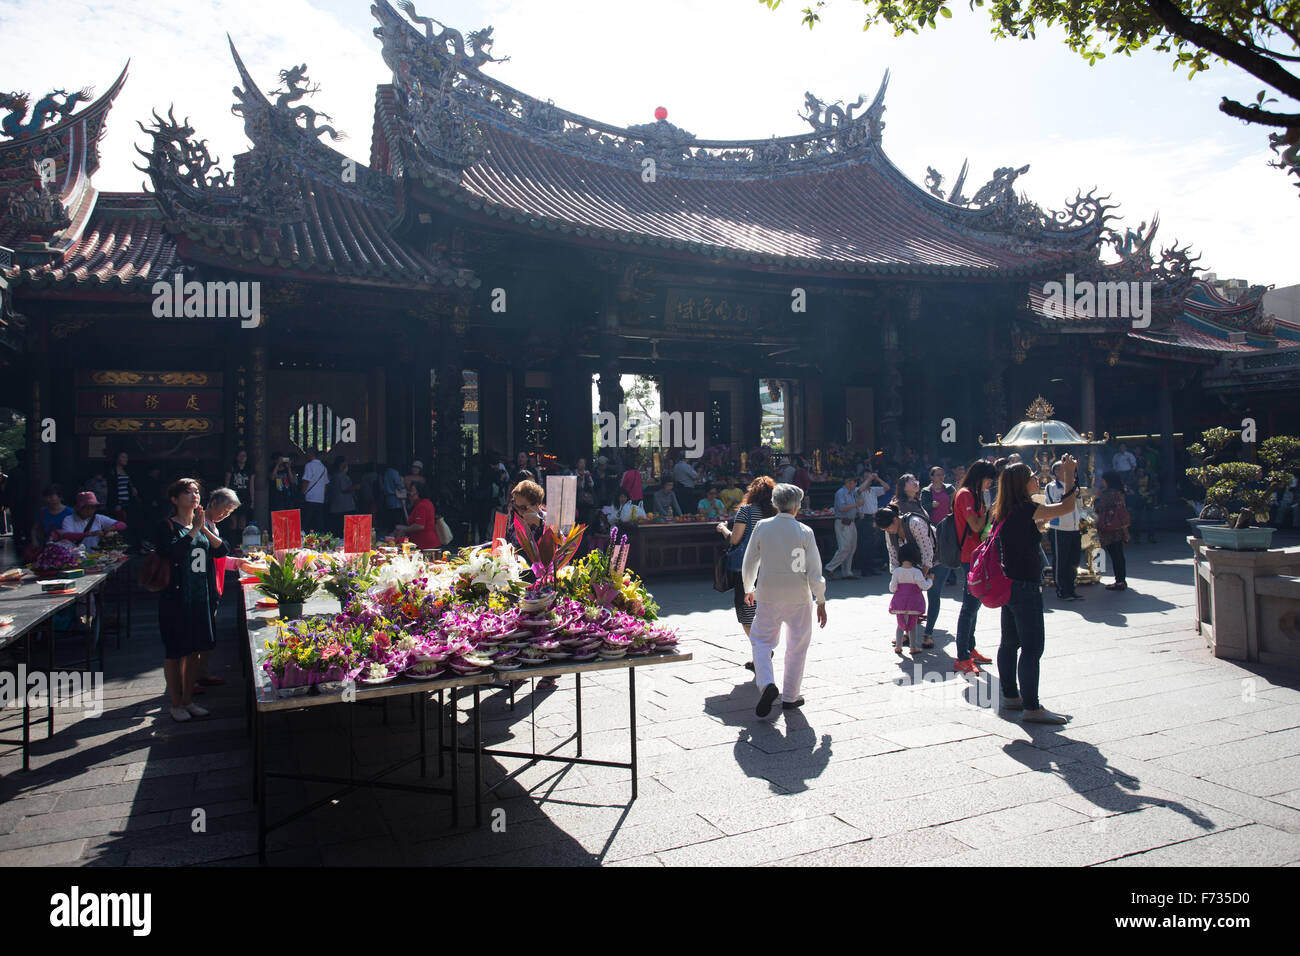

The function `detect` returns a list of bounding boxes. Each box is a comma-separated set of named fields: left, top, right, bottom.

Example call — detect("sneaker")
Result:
left=953, top=659, right=981, bottom=676
left=970, top=649, right=992, bottom=664
left=185, top=702, right=209, bottom=718
left=756, top=683, right=779, bottom=719
left=170, top=706, right=192, bottom=722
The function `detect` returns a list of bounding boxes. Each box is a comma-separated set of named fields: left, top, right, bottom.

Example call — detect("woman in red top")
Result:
left=952, top=460, right=998, bottom=675
left=396, top=480, right=440, bottom=551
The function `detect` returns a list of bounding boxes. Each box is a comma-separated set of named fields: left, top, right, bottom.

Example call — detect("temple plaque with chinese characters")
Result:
left=664, top=289, right=760, bottom=335
left=75, top=371, right=223, bottom=435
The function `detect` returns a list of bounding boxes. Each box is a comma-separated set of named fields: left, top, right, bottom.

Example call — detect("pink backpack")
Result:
left=966, top=519, right=1011, bottom=608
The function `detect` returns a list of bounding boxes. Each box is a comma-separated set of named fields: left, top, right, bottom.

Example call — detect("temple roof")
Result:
left=370, top=0, right=1112, bottom=278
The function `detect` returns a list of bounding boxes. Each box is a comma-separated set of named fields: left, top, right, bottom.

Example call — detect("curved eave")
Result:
left=0, top=61, right=129, bottom=159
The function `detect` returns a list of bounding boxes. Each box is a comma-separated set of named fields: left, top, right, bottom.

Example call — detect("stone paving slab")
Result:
left=2, top=539, right=1300, bottom=865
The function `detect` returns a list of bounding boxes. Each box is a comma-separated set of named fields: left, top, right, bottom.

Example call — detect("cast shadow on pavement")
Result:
left=705, top=682, right=833, bottom=794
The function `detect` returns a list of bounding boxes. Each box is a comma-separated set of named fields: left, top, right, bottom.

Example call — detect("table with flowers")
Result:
left=239, top=523, right=690, bottom=863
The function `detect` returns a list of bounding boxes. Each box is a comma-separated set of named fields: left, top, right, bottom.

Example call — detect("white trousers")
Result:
left=749, top=600, right=814, bottom=706
left=825, top=520, right=857, bottom=574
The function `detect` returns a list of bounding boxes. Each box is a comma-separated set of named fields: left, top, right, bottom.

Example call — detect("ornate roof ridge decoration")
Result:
left=372, top=0, right=891, bottom=180
left=1184, top=279, right=1278, bottom=337
left=921, top=158, right=1117, bottom=247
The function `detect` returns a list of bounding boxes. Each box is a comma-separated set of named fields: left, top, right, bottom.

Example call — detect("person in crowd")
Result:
left=1132, top=464, right=1158, bottom=543
left=104, top=449, right=139, bottom=548
left=327, top=456, right=356, bottom=535
left=952, top=460, right=999, bottom=673
left=1112, top=443, right=1137, bottom=482
left=620, top=458, right=644, bottom=506
left=1045, top=460, right=1083, bottom=601
left=740, top=483, right=828, bottom=718
left=651, top=478, right=683, bottom=517
left=891, top=473, right=926, bottom=518
left=380, top=462, right=405, bottom=532
left=223, top=449, right=254, bottom=539
left=356, top=461, right=380, bottom=525
left=918, top=466, right=956, bottom=633
left=269, top=451, right=297, bottom=513
left=671, top=455, right=699, bottom=514
left=594, top=458, right=619, bottom=510
left=403, top=461, right=424, bottom=512
left=1095, top=471, right=1132, bottom=591
left=825, top=475, right=861, bottom=581
left=514, top=451, right=529, bottom=475
left=696, top=484, right=726, bottom=519
left=719, top=475, right=744, bottom=512
left=471, top=456, right=500, bottom=542
left=193, top=487, right=240, bottom=691
left=504, top=479, right=546, bottom=552
left=574, top=457, right=597, bottom=528
left=951, top=464, right=967, bottom=492
left=991, top=457, right=1082, bottom=724
left=396, top=480, right=441, bottom=551
left=32, top=484, right=73, bottom=550
left=717, top=476, right=777, bottom=650
left=299, top=449, right=329, bottom=532
left=610, top=489, right=646, bottom=524
left=777, top=459, right=798, bottom=484
left=157, top=478, right=225, bottom=722
left=57, top=491, right=126, bottom=550
left=792, top=456, right=813, bottom=493
left=890, top=541, right=932, bottom=657
left=852, top=469, right=888, bottom=576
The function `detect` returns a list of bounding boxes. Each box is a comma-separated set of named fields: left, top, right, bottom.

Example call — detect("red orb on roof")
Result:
left=654, top=106, right=668, bottom=121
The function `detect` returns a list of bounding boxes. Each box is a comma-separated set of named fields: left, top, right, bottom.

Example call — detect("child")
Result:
left=889, top=542, right=932, bottom=656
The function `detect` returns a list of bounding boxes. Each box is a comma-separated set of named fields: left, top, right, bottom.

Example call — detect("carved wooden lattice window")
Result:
left=709, top=392, right=730, bottom=447
left=523, top=395, right=551, bottom=452
left=289, top=403, right=343, bottom=455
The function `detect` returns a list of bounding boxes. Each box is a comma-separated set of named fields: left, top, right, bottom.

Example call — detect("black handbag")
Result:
left=713, top=545, right=733, bottom=592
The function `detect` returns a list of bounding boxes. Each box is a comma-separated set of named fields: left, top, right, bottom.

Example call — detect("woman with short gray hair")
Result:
left=740, top=483, right=828, bottom=719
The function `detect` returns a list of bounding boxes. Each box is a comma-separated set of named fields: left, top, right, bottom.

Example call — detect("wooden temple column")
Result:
left=1158, top=369, right=1177, bottom=506
left=741, top=371, right=761, bottom=452
left=250, top=338, right=269, bottom=528
left=1080, top=357, right=1097, bottom=437
left=25, top=315, right=53, bottom=506
left=596, top=357, right=624, bottom=460
left=878, top=314, right=903, bottom=463
left=433, top=304, right=467, bottom=511
left=549, top=353, right=588, bottom=465
left=983, top=316, right=1009, bottom=442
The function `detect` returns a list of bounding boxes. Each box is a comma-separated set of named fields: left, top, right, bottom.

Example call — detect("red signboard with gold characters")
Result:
left=75, top=370, right=224, bottom=435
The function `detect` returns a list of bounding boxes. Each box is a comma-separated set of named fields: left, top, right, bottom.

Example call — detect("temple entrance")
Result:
left=268, top=368, right=379, bottom=466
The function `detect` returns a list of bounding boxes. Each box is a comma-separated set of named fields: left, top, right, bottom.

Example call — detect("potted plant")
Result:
left=1185, top=428, right=1300, bottom=550
left=254, top=553, right=321, bottom=618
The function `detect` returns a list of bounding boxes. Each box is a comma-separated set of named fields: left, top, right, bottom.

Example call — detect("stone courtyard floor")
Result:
left=3, top=537, right=1300, bottom=866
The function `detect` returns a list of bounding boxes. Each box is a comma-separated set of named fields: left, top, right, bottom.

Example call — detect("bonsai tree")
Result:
left=1186, top=428, right=1300, bottom=527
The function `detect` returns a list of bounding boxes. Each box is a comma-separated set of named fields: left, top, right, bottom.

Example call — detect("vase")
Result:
left=278, top=601, right=304, bottom=619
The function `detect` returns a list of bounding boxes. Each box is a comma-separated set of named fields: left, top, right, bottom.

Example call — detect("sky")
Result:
left=2, top=0, right=1295, bottom=285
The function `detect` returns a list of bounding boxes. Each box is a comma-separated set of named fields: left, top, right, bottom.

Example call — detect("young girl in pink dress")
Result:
left=890, top=542, right=932, bottom=656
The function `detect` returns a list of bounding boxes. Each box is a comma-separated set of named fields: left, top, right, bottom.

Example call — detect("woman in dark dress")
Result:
left=156, top=478, right=227, bottom=722
left=990, top=457, right=1082, bottom=725
left=223, top=449, right=254, bottom=539
left=716, top=476, right=777, bottom=647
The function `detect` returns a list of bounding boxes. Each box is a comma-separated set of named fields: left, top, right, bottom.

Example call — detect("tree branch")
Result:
left=1147, top=0, right=1300, bottom=99
left=1219, top=97, right=1300, bottom=127
left=1259, top=11, right=1300, bottom=51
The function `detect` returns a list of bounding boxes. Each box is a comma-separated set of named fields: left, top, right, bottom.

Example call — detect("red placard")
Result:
left=344, top=514, right=372, bottom=554
left=272, top=510, right=302, bottom=551
left=491, top=512, right=508, bottom=555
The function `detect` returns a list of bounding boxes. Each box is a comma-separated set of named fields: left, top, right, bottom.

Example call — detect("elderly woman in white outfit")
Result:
left=741, top=483, right=828, bottom=719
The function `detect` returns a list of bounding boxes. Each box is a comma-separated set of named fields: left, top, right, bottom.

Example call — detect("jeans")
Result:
left=925, top=564, right=951, bottom=634
left=1051, top=529, right=1081, bottom=598
left=1105, top=542, right=1127, bottom=583
left=955, top=561, right=981, bottom=661
left=998, top=579, right=1046, bottom=709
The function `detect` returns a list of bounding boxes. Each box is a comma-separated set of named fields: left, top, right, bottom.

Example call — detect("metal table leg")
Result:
left=46, top=619, right=54, bottom=739
left=575, top=671, right=583, bottom=758
left=629, top=667, right=638, bottom=801
left=255, top=708, right=267, bottom=863
left=473, top=685, right=482, bottom=827
left=419, top=690, right=428, bottom=779
left=437, top=689, right=445, bottom=778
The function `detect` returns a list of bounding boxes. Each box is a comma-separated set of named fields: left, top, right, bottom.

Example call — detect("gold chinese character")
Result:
left=185, top=394, right=200, bottom=411
left=101, top=394, right=117, bottom=409
left=144, top=394, right=160, bottom=410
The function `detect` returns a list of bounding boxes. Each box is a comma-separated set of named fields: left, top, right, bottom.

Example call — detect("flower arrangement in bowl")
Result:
left=302, top=531, right=340, bottom=553
left=319, top=551, right=378, bottom=607
left=32, top=541, right=84, bottom=577
left=254, top=553, right=321, bottom=619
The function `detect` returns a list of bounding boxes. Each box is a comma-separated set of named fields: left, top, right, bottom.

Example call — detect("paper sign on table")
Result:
left=271, top=510, right=302, bottom=551
left=343, top=514, right=372, bottom=554
left=491, top=512, right=508, bottom=554
left=545, top=475, right=577, bottom=532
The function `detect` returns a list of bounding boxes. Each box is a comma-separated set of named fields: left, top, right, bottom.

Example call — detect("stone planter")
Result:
left=1186, top=518, right=1221, bottom=539
left=1200, top=525, right=1275, bottom=551
left=1191, top=537, right=1300, bottom=670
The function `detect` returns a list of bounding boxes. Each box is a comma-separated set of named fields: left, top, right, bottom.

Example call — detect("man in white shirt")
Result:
left=1112, top=443, right=1137, bottom=477
left=824, top=476, right=860, bottom=580
left=1045, top=460, right=1083, bottom=601
left=854, top=472, right=887, bottom=575
left=741, top=483, right=828, bottom=719
left=671, top=457, right=699, bottom=514
left=300, top=451, right=330, bottom=532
